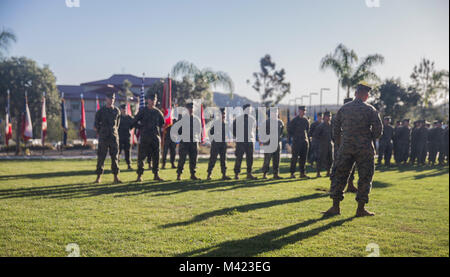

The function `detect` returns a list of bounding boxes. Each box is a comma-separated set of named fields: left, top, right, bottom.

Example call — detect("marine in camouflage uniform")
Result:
left=377, top=117, right=394, bottom=166
left=262, top=109, right=285, bottom=180
left=177, top=102, right=202, bottom=180
left=162, top=119, right=177, bottom=169
left=308, top=112, right=323, bottom=166
left=428, top=121, right=444, bottom=166
left=396, top=119, right=411, bottom=165
left=443, top=125, right=449, bottom=165
left=233, top=104, right=257, bottom=180
left=313, top=111, right=333, bottom=177
left=409, top=121, right=420, bottom=164
left=324, top=83, right=382, bottom=217
left=288, top=106, right=310, bottom=179
left=207, top=108, right=231, bottom=180
left=118, top=104, right=134, bottom=170
left=132, top=93, right=165, bottom=181
left=330, top=98, right=357, bottom=193
left=94, top=93, right=121, bottom=184
left=393, top=121, right=401, bottom=164
left=421, top=122, right=431, bottom=164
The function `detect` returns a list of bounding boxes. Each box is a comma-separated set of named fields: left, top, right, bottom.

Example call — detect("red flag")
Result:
left=79, top=94, right=87, bottom=146
left=5, top=90, right=12, bottom=146
left=96, top=94, right=100, bottom=111
left=201, top=104, right=206, bottom=143
left=21, top=92, right=33, bottom=142
left=41, top=92, right=47, bottom=146
left=162, top=77, right=173, bottom=127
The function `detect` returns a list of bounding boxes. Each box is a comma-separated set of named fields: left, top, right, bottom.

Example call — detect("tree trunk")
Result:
left=346, top=86, right=351, bottom=99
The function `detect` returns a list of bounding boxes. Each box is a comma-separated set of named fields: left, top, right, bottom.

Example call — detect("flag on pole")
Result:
left=136, top=74, right=146, bottom=141
left=79, top=93, right=87, bottom=146
left=21, top=91, right=33, bottom=142
left=61, top=93, right=68, bottom=146
left=5, top=90, right=12, bottom=146
left=162, top=76, right=173, bottom=127
left=41, top=92, right=47, bottom=146
left=96, top=94, right=100, bottom=111
left=139, top=74, right=145, bottom=111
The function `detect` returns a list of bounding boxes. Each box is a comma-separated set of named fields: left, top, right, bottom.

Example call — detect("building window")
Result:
left=72, top=103, right=80, bottom=110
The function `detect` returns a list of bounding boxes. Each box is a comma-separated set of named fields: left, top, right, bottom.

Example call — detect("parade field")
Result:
left=0, top=158, right=448, bottom=257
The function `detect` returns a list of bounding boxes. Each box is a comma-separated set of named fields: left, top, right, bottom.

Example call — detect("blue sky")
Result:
left=1, top=0, right=448, bottom=105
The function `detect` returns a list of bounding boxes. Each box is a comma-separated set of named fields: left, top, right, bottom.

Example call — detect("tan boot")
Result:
left=94, top=174, right=102, bottom=184
left=136, top=174, right=143, bottom=182
left=247, top=173, right=257, bottom=180
left=177, top=174, right=181, bottom=181
left=356, top=202, right=375, bottom=217
left=322, top=199, right=341, bottom=216
left=154, top=174, right=164, bottom=181
left=222, top=174, right=231, bottom=180
left=113, top=175, right=122, bottom=184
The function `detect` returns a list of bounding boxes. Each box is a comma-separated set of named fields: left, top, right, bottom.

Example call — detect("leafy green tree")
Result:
left=171, top=60, right=234, bottom=107
left=147, top=76, right=194, bottom=108
left=119, top=79, right=134, bottom=103
left=410, top=58, right=449, bottom=107
left=320, top=43, right=384, bottom=99
left=0, top=28, right=16, bottom=59
left=369, top=79, right=420, bottom=123
left=247, top=54, right=291, bottom=107
left=0, top=57, right=60, bottom=154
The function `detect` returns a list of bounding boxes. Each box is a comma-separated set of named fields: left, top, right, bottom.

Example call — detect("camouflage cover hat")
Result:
left=146, top=92, right=157, bottom=100
left=323, top=111, right=331, bottom=117
left=356, top=81, right=372, bottom=92
left=298, top=106, right=306, bottom=111
left=105, top=92, right=116, bottom=99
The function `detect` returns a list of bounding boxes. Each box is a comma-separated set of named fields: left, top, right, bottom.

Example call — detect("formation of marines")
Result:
left=94, top=85, right=448, bottom=216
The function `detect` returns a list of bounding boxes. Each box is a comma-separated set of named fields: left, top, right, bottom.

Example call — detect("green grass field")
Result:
left=0, top=158, right=448, bottom=257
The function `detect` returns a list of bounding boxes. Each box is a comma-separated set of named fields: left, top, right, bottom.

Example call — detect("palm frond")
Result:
left=171, top=60, right=200, bottom=79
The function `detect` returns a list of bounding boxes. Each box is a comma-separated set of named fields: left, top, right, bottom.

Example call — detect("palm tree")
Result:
left=0, top=28, right=17, bottom=59
left=171, top=60, right=234, bottom=103
left=320, top=43, right=384, bottom=100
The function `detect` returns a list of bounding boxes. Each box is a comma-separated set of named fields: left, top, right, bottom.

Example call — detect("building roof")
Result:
left=80, top=74, right=162, bottom=87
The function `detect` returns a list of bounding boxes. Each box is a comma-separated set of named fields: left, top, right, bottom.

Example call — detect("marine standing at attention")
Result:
left=323, top=82, right=382, bottom=217
left=288, top=106, right=310, bottom=179
left=132, top=93, right=165, bottom=182
left=94, top=92, right=122, bottom=184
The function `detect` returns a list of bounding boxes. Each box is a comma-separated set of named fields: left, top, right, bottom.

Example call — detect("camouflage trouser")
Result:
left=290, top=140, right=309, bottom=174
left=119, top=139, right=131, bottom=166
left=262, top=143, right=281, bottom=175
left=419, top=144, right=428, bottom=164
left=330, top=149, right=374, bottom=204
left=162, top=140, right=176, bottom=166
left=397, top=142, right=410, bottom=163
left=177, top=142, right=198, bottom=176
left=330, top=148, right=355, bottom=183
left=207, top=142, right=227, bottom=175
left=317, top=143, right=333, bottom=172
left=96, top=137, right=120, bottom=175
left=138, top=137, right=160, bottom=175
left=308, top=140, right=319, bottom=164
left=378, top=141, right=392, bottom=165
left=428, top=143, right=442, bottom=164
left=234, top=142, right=254, bottom=174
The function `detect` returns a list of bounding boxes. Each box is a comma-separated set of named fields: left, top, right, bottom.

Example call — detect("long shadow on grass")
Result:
left=0, top=170, right=99, bottom=180
left=176, top=216, right=355, bottom=257
left=0, top=177, right=291, bottom=200
left=161, top=192, right=329, bottom=229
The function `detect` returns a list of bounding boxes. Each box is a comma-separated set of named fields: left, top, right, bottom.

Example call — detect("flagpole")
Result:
left=42, top=91, right=46, bottom=156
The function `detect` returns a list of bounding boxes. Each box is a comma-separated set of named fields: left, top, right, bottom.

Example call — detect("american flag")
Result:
left=139, top=73, right=145, bottom=110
